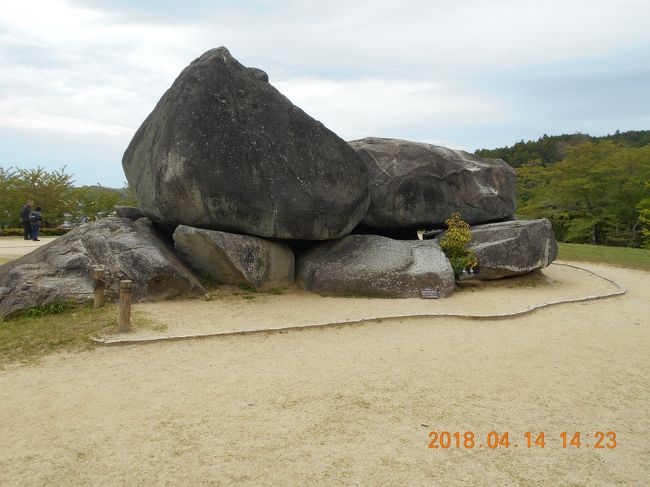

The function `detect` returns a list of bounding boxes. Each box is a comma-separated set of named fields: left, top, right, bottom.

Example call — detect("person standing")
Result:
left=30, top=206, right=43, bottom=241
left=20, top=199, right=33, bottom=240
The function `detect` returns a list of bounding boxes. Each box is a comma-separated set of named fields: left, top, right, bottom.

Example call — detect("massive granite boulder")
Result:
left=123, top=47, right=369, bottom=240
left=436, top=219, right=558, bottom=280
left=173, top=225, right=294, bottom=290
left=0, top=218, right=205, bottom=319
left=348, top=137, right=516, bottom=230
left=297, top=235, right=455, bottom=298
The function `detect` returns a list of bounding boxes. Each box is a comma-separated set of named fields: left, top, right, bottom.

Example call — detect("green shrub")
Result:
left=439, top=212, right=478, bottom=275
left=0, top=227, right=23, bottom=236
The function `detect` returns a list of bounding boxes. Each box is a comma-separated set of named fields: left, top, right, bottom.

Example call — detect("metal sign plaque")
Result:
left=420, top=287, right=440, bottom=299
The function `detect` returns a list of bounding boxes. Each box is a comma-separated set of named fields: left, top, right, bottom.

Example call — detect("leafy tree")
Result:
left=66, top=185, right=124, bottom=225
left=439, top=213, right=477, bottom=274
left=0, top=167, right=20, bottom=228
left=639, top=209, right=650, bottom=249
left=514, top=142, right=650, bottom=247
left=0, top=165, right=138, bottom=228
left=0, top=166, right=74, bottom=227
left=475, top=130, right=650, bottom=168
left=121, top=182, right=138, bottom=207
left=638, top=183, right=650, bottom=249
left=14, top=166, right=75, bottom=227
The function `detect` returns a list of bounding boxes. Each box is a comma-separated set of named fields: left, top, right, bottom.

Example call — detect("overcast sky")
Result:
left=1, top=0, right=649, bottom=187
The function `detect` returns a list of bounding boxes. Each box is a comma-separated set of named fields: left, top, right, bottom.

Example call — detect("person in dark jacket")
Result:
left=20, top=200, right=33, bottom=240
left=30, top=206, right=43, bottom=241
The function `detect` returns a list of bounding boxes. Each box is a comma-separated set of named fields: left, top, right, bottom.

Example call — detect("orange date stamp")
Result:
left=427, top=431, right=617, bottom=449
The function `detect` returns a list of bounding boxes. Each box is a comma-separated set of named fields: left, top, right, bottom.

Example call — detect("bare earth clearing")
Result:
left=0, top=238, right=649, bottom=485
left=0, top=237, right=57, bottom=262
left=126, top=263, right=619, bottom=341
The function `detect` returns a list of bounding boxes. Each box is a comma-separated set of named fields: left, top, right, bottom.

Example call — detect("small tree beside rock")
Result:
left=439, top=213, right=478, bottom=276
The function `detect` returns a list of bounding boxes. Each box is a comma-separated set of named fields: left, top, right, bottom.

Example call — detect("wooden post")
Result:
left=118, top=280, right=133, bottom=333
left=93, top=267, right=106, bottom=308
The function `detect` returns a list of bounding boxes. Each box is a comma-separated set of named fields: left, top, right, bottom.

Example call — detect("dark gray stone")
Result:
left=173, top=225, right=294, bottom=290
left=348, top=137, right=516, bottom=229
left=114, top=205, right=144, bottom=220
left=296, top=235, right=455, bottom=298
left=437, top=219, right=558, bottom=280
left=123, top=47, right=369, bottom=240
left=0, top=218, right=205, bottom=319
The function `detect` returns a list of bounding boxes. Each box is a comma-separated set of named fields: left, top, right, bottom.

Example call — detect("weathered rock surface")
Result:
left=114, top=205, right=144, bottom=221
left=0, top=218, right=205, bottom=319
left=123, top=46, right=369, bottom=240
left=440, top=219, right=558, bottom=280
left=173, top=225, right=294, bottom=290
left=348, top=137, right=516, bottom=229
left=297, top=235, right=455, bottom=298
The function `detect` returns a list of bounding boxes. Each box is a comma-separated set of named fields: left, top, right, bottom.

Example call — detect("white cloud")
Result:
left=274, top=77, right=507, bottom=142
left=0, top=0, right=199, bottom=138
left=1, top=1, right=103, bottom=34
left=200, top=0, right=650, bottom=76
left=0, top=102, right=131, bottom=137
left=0, top=0, right=649, bottom=180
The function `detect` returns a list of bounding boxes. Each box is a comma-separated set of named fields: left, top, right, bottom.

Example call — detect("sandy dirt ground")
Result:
left=1, top=262, right=649, bottom=486
left=124, top=263, right=621, bottom=341
left=0, top=237, right=57, bottom=260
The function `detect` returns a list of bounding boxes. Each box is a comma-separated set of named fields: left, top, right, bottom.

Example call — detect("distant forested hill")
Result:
left=474, top=131, right=650, bottom=248
left=475, top=130, right=650, bottom=167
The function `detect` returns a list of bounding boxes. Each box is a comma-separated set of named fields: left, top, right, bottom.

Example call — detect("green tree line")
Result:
left=476, top=131, right=650, bottom=248
left=0, top=166, right=137, bottom=229
left=475, top=130, right=650, bottom=167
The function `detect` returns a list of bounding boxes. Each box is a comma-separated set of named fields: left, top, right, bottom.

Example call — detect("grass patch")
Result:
left=265, top=287, right=285, bottom=295
left=238, top=283, right=259, bottom=300
left=238, top=283, right=256, bottom=293
left=0, top=304, right=118, bottom=366
left=558, top=243, right=650, bottom=271
left=199, top=272, right=218, bottom=288
left=21, top=300, right=77, bottom=318
left=132, top=313, right=168, bottom=333
left=0, top=304, right=165, bottom=367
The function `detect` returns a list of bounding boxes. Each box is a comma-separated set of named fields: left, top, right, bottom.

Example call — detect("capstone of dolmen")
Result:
left=123, top=47, right=369, bottom=240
